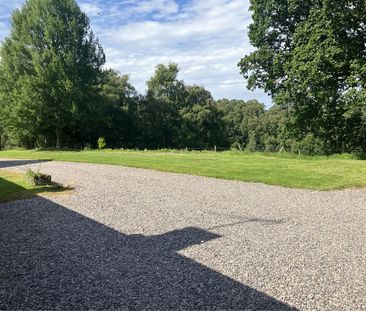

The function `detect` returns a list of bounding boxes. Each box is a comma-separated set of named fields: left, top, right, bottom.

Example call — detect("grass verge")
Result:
left=0, top=169, right=71, bottom=203
left=0, top=149, right=365, bottom=190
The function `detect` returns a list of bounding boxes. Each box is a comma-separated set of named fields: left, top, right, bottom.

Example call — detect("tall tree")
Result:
left=184, top=85, right=213, bottom=108
left=99, top=69, right=139, bottom=148
left=239, top=0, right=366, bottom=153
left=0, top=0, right=105, bottom=148
left=147, top=63, right=186, bottom=108
left=180, top=86, right=228, bottom=148
left=145, top=63, right=186, bottom=147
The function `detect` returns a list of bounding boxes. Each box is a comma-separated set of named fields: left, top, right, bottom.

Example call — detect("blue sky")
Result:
left=0, top=0, right=272, bottom=106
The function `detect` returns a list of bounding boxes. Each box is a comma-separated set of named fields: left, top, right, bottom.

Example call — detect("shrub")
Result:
left=25, top=167, right=42, bottom=182
left=97, top=137, right=106, bottom=149
left=291, top=134, right=325, bottom=155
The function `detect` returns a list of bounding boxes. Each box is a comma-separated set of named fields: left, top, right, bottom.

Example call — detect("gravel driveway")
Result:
left=0, top=159, right=365, bottom=310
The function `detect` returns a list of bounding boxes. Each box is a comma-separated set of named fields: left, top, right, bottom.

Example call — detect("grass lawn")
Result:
left=0, top=149, right=365, bottom=190
left=0, top=169, right=69, bottom=203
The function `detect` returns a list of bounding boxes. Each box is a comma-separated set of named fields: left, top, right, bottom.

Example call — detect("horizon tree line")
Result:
left=0, top=0, right=365, bottom=155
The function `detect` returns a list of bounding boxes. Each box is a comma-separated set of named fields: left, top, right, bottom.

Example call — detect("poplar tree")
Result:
left=0, top=0, right=105, bottom=148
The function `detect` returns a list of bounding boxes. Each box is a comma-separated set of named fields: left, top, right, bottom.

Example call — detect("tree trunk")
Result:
left=56, top=128, right=63, bottom=149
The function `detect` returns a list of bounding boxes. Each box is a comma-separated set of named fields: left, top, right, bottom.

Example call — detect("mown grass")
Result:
left=0, top=149, right=365, bottom=190
left=0, top=169, right=70, bottom=203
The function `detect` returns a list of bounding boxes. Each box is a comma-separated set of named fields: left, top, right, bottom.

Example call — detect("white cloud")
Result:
left=0, top=0, right=272, bottom=105
left=124, top=0, right=179, bottom=18
left=96, top=0, right=271, bottom=104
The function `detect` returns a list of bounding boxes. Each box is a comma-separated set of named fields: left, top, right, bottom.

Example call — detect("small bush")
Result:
left=24, top=167, right=51, bottom=185
left=97, top=137, right=106, bottom=149
left=25, top=167, right=42, bottom=182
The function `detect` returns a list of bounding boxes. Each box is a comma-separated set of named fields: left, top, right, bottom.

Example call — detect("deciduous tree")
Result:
left=239, top=0, right=366, bottom=153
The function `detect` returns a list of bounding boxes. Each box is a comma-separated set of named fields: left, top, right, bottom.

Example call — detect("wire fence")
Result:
left=168, top=146, right=274, bottom=153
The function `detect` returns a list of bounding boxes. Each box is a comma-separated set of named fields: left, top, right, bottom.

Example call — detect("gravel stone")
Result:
left=0, top=159, right=365, bottom=310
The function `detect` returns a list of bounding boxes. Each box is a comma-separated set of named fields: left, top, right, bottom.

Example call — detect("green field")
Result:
left=0, top=149, right=365, bottom=190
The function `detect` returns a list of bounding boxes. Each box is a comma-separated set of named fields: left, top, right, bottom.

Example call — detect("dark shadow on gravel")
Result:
left=208, top=218, right=286, bottom=230
left=207, top=212, right=287, bottom=230
left=0, top=159, right=52, bottom=169
left=0, top=196, right=297, bottom=310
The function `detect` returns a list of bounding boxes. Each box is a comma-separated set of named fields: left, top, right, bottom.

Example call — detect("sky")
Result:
left=0, top=0, right=272, bottom=106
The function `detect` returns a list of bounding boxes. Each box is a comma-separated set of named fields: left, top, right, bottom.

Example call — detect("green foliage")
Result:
left=217, top=99, right=264, bottom=146
left=290, top=134, right=325, bottom=155
left=24, top=166, right=51, bottom=186
left=216, top=100, right=289, bottom=151
left=98, top=69, right=139, bottom=148
left=119, top=63, right=230, bottom=150
left=97, top=137, right=106, bottom=149
left=239, top=0, right=366, bottom=154
left=147, top=63, right=186, bottom=107
left=181, top=102, right=228, bottom=148
left=0, top=0, right=105, bottom=148
left=0, top=125, right=6, bottom=150
left=1, top=0, right=363, bottom=155
left=25, top=167, right=42, bottom=182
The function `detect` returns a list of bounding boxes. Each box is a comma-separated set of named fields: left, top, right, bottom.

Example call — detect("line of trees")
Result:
left=0, top=0, right=365, bottom=155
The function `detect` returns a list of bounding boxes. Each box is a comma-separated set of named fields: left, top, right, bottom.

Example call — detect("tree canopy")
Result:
left=0, top=0, right=105, bottom=148
left=239, top=0, right=366, bottom=153
left=0, top=0, right=364, bottom=155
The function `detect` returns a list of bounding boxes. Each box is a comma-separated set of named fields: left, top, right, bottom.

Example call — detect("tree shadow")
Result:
left=0, top=159, right=52, bottom=169
left=0, top=194, right=297, bottom=310
left=207, top=212, right=287, bottom=230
